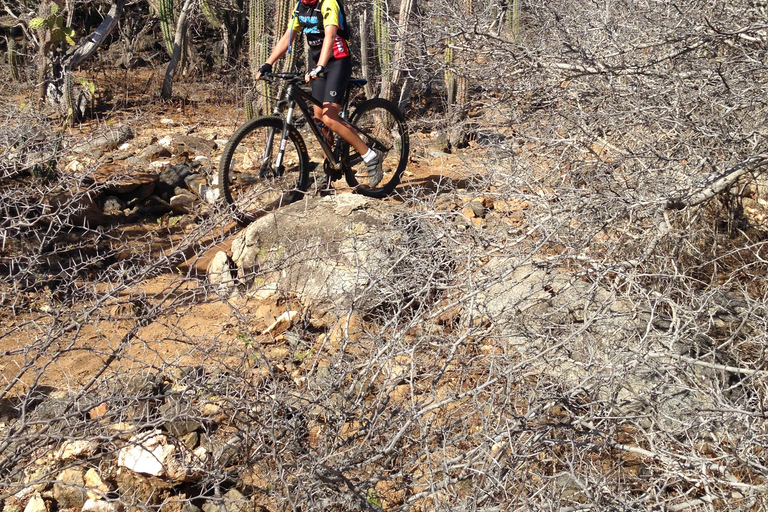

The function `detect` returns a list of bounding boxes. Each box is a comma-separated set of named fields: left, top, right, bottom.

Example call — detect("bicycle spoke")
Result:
left=219, top=117, right=309, bottom=224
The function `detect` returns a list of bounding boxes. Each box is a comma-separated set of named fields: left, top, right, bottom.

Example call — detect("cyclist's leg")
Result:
left=315, top=58, right=383, bottom=185
left=320, top=102, right=368, bottom=156
left=307, top=55, right=334, bottom=148
left=311, top=57, right=367, bottom=155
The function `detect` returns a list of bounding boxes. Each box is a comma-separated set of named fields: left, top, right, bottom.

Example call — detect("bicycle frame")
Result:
left=272, top=76, right=351, bottom=173
left=220, top=72, right=409, bottom=216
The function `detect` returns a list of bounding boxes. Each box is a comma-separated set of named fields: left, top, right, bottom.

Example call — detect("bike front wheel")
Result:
left=342, top=98, right=409, bottom=198
left=218, top=116, right=310, bottom=225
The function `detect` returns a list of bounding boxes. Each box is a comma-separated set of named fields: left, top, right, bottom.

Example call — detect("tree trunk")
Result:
left=373, top=0, right=392, bottom=100
left=665, top=155, right=768, bottom=210
left=63, top=0, right=124, bottom=71
left=35, top=1, right=57, bottom=104
left=162, top=0, right=197, bottom=100
left=389, top=0, right=416, bottom=102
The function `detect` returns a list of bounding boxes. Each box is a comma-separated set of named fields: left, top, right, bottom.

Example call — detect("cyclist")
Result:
left=254, top=0, right=383, bottom=187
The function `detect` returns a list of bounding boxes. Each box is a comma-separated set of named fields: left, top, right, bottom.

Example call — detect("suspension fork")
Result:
left=270, top=95, right=297, bottom=177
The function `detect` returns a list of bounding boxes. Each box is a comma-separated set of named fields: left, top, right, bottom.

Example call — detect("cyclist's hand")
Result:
left=255, top=62, right=272, bottom=81
left=306, top=65, right=324, bottom=82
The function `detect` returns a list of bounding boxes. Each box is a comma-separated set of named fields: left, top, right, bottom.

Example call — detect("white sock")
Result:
left=362, top=148, right=376, bottom=163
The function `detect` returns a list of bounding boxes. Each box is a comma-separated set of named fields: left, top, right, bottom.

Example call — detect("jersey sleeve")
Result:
left=320, top=0, right=341, bottom=29
left=290, top=14, right=301, bottom=32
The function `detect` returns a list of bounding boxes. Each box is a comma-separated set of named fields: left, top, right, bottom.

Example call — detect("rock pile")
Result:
left=57, top=124, right=223, bottom=227
left=2, top=368, right=263, bottom=512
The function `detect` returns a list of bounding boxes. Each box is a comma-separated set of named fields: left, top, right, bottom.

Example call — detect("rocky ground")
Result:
left=3, top=79, right=768, bottom=511
left=1, top=100, right=541, bottom=511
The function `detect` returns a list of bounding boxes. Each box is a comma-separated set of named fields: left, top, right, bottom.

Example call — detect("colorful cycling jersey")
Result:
left=291, top=0, right=346, bottom=47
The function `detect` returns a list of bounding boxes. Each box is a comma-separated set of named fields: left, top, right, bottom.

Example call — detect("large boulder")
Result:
left=22, top=492, right=46, bottom=512
left=227, top=194, right=389, bottom=312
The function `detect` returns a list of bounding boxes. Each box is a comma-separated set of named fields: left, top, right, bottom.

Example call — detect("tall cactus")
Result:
left=359, top=10, right=374, bottom=99
left=249, top=0, right=272, bottom=114
left=245, top=91, right=255, bottom=120
left=201, top=0, right=239, bottom=66
left=63, top=70, right=76, bottom=125
left=373, top=0, right=390, bottom=73
left=7, top=36, right=20, bottom=82
left=444, top=40, right=456, bottom=106
left=274, top=0, right=290, bottom=46
left=259, top=0, right=298, bottom=109
left=444, top=0, right=471, bottom=147
left=249, top=0, right=267, bottom=78
left=274, top=0, right=297, bottom=73
left=161, top=0, right=194, bottom=99
left=158, top=0, right=176, bottom=56
left=445, top=0, right=470, bottom=112
left=454, top=0, right=471, bottom=111
left=201, top=0, right=222, bottom=29
left=506, top=0, right=521, bottom=41
left=373, top=0, right=393, bottom=99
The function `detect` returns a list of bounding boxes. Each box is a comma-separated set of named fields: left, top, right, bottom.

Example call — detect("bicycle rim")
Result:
left=219, top=117, right=309, bottom=225
left=343, top=99, right=409, bottom=198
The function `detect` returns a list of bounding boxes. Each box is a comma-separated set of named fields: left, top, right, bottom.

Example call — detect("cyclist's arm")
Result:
left=316, top=24, right=338, bottom=68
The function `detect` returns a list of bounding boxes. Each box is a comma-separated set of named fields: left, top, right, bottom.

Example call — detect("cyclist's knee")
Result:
left=320, top=112, right=339, bottom=127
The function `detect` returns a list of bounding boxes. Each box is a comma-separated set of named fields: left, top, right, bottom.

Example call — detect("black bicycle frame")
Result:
left=265, top=73, right=377, bottom=176
left=276, top=80, right=345, bottom=171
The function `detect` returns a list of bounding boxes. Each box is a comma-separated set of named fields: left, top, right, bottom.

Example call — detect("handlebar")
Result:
left=260, top=70, right=328, bottom=82
left=261, top=71, right=305, bottom=82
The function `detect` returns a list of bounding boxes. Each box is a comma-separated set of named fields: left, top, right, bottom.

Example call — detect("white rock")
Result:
left=249, top=283, right=279, bottom=300
left=54, top=439, right=97, bottom=461
left=158, top=135, right=173, bottom=147
left=263, top=311, right=298, bottom=336
left=198, top=185, right=220, bottom=204
left=170, top=194, right=195, bottom=213
left=82, top=499, right=119, bottom=512
left=160, top=119, right=175, bottom=127
left=65, top=160, right=85, bottom=173
left=84, top=468, right=109, bottom=500
left=193, top=446, right=208, bottom=461
left=14, top=487, right=35, bottom=501
left=117, top=430, right=204, bottom=482
left=200, top=402, right=221, bottom=416
left=207, top=251, right=237, bottom=297
left=150, top=160, right=171, bottom=169
left=118, top=142, right=131, bottom=151
left=117, top=430, right=174, bottom=477
left=23, top=492, right=47, bottom=512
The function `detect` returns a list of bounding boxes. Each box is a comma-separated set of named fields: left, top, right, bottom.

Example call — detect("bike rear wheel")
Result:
left=342, top=98, right=409, bottom=198
left=218, top=116, right=310, bottom=225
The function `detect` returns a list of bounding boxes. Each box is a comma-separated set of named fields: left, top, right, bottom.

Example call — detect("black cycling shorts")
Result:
left=309, top=50, right=352, bottom=105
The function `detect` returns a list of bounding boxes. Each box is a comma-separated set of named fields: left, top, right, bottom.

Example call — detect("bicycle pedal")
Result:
left=323, top=159, right=343, bottom=180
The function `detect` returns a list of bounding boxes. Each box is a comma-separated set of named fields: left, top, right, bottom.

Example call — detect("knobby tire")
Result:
left=218, top=116, right=310, bottom=225
left=342, top=98, right=409, bottom=198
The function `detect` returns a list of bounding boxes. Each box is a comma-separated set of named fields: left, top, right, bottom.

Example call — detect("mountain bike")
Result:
left=218, top=71, right=409, bottom=225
